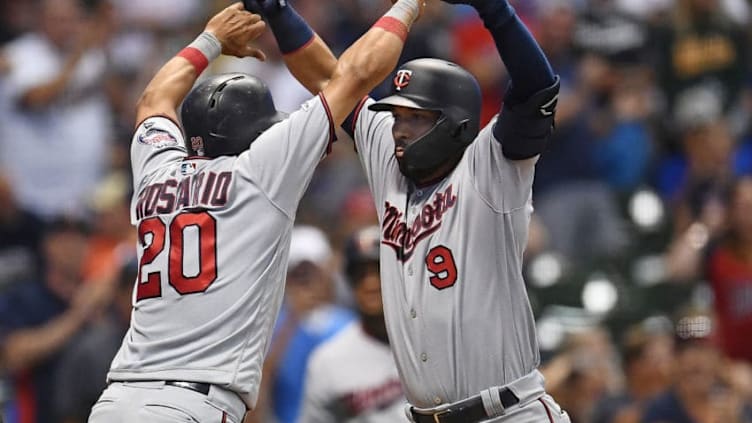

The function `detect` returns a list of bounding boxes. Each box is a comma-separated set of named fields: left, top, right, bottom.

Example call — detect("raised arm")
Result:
left=322, top=0, right=425, bottom=125
left=249, top=0, right=424, bottom=125
left=245, top=0, right=337, bottom=95
left=445, top=0, right=560, bottom=159
left=134, top=3, right=266, bottom=126
left=246, top=1, right=424, bottom=115
left=452, top=0, right=556, bottom=103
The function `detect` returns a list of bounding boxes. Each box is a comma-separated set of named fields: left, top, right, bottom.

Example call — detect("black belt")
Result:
left=411, top=388, right=519, bottom=423
left=164, top=380, right=211, bottom=395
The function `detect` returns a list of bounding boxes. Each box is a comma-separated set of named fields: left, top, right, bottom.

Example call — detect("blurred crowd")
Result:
left=0, top=0, right=751, bottom=422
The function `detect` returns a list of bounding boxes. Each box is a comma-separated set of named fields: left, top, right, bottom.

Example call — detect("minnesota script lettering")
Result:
left=382, top=185, right=457, bottom=261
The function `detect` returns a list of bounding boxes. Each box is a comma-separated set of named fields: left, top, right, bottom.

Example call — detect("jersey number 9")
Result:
left=425, top=245, right=457, bottom=290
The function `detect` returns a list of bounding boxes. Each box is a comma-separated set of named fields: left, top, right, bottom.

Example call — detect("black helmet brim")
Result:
left=368, top=95, right=436, bottom=112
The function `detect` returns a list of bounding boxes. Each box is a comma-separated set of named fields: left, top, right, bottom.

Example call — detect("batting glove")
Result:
left=243, top=0, right=288, bottom=18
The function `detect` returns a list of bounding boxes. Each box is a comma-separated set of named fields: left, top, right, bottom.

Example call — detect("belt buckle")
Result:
left=170, top=381, right=192, bottom=390
left=433, top=408, right=450, bottom=423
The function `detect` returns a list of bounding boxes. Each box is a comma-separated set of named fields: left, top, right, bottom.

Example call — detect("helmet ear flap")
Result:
left=452, top=119, right=469, bottom=138
left=452, top=119, right=477, bottom=146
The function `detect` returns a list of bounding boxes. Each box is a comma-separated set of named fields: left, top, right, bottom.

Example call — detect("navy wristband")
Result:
left=268, top=6, right=315, bottom=54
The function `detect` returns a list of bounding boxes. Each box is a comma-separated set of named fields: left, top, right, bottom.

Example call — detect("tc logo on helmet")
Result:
left=394, top=70, right=413, bottom=91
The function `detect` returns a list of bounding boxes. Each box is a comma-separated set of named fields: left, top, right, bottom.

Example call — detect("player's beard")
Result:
left=397, top=151, right=461, bottom=185
left=396, top=154, right=435, bottom=183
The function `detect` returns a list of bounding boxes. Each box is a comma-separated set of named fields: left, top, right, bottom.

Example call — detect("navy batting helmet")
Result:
left=181, top=73, right=287, bottom=158
left=344, top=225, right=381, bottom=284
left=369, top=58, right=482, bottom=180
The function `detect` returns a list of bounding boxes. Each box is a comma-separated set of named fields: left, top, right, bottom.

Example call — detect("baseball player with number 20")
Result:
left=88, top=1, right=424, bottom=422
left=249, top=0, right=570, bottom=422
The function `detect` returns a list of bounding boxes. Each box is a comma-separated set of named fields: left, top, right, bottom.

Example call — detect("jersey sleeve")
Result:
left=467, top=118, right=538, bottom=213
left=234, top=94, right=336, bottom=216
left=130, top=116, right=187, bottom=191
left=349, top=98, right=400, bottom=219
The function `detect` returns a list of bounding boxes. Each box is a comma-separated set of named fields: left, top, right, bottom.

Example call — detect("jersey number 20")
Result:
left=136, top=212, right=217, bottom=301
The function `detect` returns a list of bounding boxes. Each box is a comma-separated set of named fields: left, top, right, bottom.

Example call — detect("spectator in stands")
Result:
left=0, top=173, right=45, bottom=290
left=450, top=5, right=505, bottom=126
left=546, top=326, right=623, bottom=423
left=649, top=0, right=749, bottom=147
left=80, top=171, right=134, bottom=284
left=574, top=0, right=655, bottom=194
left=656, top=87, right=741, bottom=209
left=246, top=226, right=354, bottom=423
left=706, top=176, right=752, bottom=362
left=52, top=255, right=135, bottom=423
left=109, top=0, right=204, bottom=31
left=642, top=311, right=752, bottom=423
left=331, top=187, right=378, bottom=248
left=0, top=1, right=34, bottom=45
left=0, top=0, right=114, bottom=220
left=591, top=317, right=674, bottom=423
left=529, top=0, right=630, bottom=265
left=0, top=218, right=112, bottom=423
left=660, top=88, right=752, bottom=281
left=299, top=225, right=405, bottom=422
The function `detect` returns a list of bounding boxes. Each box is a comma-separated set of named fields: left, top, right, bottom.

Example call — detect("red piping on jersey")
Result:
left=221, top=411, right=227, bottom=423
left=318, top=92, right=337, bottom=154
left=183, top=156, right=210, bottom=160
left=134, top=114, right=183, bottom=131
left=350, top=96, right=369, bottom=152
left=539, top=398, right=555, bottom=422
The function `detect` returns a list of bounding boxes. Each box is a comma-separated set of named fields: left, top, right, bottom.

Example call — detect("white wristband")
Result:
left=385, top=0, right=422, bottom=28
left=188, top=32, right=222, bottom=62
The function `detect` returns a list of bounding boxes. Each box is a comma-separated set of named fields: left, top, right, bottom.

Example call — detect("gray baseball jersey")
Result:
left=299, top=322, right=407, bottom=423
left=107, top=94, right=336, bottom=410
left=350, top=99, right=541, bottom=408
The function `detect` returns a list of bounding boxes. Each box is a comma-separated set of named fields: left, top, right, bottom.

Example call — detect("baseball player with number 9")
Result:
left=248, top=0, right=570, bottom=422
left=88, top=1, right=424, bottom=422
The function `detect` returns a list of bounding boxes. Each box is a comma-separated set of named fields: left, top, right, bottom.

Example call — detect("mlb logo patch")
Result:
left=138, top=128, right=178, bottom=148
left=180, top=162, right=197, bottom=175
